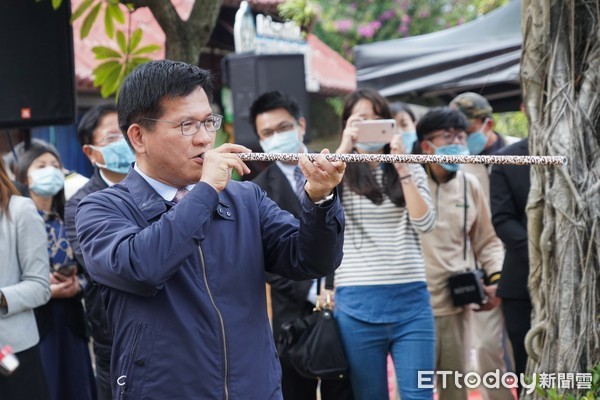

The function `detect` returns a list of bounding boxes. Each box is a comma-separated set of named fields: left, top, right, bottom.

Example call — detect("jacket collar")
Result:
left=118, top=170, right=170, bottom=220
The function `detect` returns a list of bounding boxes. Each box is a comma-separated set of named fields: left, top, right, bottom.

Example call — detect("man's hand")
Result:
left=301, top=149, right=346, bottom=203
left=476, top=284, right=501, bottom=311
left=200, top=143, right=252, bottom=192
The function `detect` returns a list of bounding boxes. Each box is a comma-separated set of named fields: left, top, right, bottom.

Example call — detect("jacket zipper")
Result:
left=198, top=245, right=229, bottom=400
left=119, top=323, right=143, bottom=399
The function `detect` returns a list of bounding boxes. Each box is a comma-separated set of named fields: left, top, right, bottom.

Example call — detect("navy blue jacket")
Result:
left=76, top=170, right=344, bottom=399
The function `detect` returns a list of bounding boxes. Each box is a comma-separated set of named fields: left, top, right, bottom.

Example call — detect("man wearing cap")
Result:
left=450, top=92, right=506, bottom=197
left=450, top=93, right=513, bottom=400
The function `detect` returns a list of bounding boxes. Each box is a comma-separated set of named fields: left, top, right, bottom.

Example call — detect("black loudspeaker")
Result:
left=221, top=53, right=310, bottom=149
left=0, top=1, right=76, bottom=128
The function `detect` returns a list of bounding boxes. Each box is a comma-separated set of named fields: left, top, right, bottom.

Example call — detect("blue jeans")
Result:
left=336, top=307, right=435, bottom=400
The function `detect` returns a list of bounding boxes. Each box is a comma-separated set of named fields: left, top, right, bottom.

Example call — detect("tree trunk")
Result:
left=127, top=0, right=223, bottom=64
left=521, top=0, right=600, bottom=397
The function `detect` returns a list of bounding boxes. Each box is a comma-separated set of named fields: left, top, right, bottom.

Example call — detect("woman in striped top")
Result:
left=333, top=89, right=436, bottom=400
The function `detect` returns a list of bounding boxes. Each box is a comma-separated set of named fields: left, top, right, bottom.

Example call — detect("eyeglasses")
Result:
left=140, top=114, right=223, bottom=136
left=259, top=121, right=296, bottom=139
left=424, top=129, right=467, bottom=143
left=95, top=132, right=124, bottom=146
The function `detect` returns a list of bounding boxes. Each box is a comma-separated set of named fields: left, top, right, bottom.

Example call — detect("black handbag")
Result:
left=448, top=173, right=487, bottom=307
left=276, top=275, right=348, bottom=380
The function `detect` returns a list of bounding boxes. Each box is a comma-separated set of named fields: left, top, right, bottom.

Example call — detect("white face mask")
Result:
left=259, top=129, right=302, bottom=154
left=29, top=166, right=65, bottom=197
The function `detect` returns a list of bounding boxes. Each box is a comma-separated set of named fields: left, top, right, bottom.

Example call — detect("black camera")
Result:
left=448, top=268, right=487, bottom=306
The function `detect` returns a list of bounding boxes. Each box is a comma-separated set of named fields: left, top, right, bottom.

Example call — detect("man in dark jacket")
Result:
left=490, top=137, right=531, bottom=395
left=75, top=60, right=346, bottom=399
left=64, top=103, right=135, bottom=400
left=250, top=91, right=354, bottom=400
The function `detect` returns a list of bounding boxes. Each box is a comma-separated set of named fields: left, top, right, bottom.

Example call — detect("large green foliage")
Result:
left=46, top=0, right=161, bottom=98
left=280, top=0, right=510, bottom=61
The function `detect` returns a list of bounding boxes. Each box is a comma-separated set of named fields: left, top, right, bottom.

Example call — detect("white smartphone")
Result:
left=355, top=119, right=397, bottom=143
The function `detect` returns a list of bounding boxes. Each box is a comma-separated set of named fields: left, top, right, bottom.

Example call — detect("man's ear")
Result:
left=420, top=140, right=435, bottom=154
left=82, top=145, right=97, bottom=164
left=127, top=124, right=145, bottom=154
left=298, top=117, right=307, bottom=137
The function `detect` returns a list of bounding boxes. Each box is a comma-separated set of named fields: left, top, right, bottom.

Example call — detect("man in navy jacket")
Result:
left=75, top=60, right=346, bottom=400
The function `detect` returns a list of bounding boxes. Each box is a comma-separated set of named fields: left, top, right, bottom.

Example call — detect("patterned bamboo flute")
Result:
left=236, top=153, right=567, bottom=166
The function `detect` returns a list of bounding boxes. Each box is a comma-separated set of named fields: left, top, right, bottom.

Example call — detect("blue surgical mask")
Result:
left=355, top=142, right=386, bottom=153
left=29, top=166, right=65, bottom=197
left=400, top=131, right=417, bottom=153
left=260, top=129, right=302, bottom=154
left=92, top=139, right=135, bottom=174
left=467, top=120, right=490, bottom=154
left=430, top=143, right=470, bottom=172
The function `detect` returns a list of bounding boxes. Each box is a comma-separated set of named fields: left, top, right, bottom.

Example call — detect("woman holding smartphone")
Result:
left=334, top=88, right=436, bottom=400
left=16, top=141, right=96, bottom=400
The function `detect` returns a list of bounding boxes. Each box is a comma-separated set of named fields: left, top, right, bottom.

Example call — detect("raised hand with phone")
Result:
left=333, top=88, right=437, bottom=399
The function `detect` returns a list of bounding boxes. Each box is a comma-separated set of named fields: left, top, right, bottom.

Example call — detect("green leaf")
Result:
left=129, top=28, right=143, bottom=52
left=71, top=0, right=94, bottom=22
left=80, top=2, right=102, bottom=39
left=116, top=31, right=128, bottom=54
left=52, top=0, right=63, bottom=10
left=113, top=69, right=129, bottom=100
left=109, top=3, right=126, bottom=24
left=104, top=5, right=115, bottom=39
left=92, top=61, right=121, bottom=85
left=92, top=46, right=122, bottom=60
left=132, top=44, right=161, bottom=56
left=100, top=64, right=123, bottom=98
left=129, top=57, right=152, bottom=68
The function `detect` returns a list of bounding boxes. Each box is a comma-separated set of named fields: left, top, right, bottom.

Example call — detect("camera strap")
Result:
left=463, top=172, right=468, bottom=263
left=462, top=172, right=482, bottom=272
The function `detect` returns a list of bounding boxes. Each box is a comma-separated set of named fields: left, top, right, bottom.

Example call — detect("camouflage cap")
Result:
left=449, top=92, right=493, bottom=120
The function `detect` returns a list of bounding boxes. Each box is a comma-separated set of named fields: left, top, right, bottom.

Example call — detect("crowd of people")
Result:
left=0, top=59, right=531, bottom=400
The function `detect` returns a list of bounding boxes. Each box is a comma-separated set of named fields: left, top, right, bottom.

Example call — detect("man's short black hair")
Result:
left=416, top=107, right=468, bottom=141
left=249, top=91, right=303, bottom=135
left=77, top=103, right=117, bottom=147
left=117, top=60, right=213, bottom=145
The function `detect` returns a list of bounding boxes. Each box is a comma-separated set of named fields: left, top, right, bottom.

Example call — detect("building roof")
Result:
left=72, top=0, right=355, bottom=95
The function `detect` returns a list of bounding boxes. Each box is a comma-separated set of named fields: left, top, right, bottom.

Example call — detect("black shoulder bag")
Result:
left=276, top=274, right=348, bottom=380
left=448, top=173, right=487, bottom=306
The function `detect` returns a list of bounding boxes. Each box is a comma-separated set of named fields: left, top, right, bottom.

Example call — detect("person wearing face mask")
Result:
left=414, top=107, right=504, bottom=400
left=64, top=103, right=134, bottom=400
left=450, top=94, right=514, bottom=400
left=0, top=156, right=51, bottom=400
left=390, top=101, right=419, bottom=154
left=449, top=92, right=506, bottom=196
left=249, top=91, right=354, bottom=400
left=334, top=88, right=436, bottom=400
left=15, top=141, right=96, bottom=400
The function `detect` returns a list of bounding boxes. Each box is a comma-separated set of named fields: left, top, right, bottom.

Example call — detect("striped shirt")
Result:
left=335, top=164, right=435, bottom=287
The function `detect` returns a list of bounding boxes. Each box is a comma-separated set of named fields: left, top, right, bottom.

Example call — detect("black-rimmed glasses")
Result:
left=425, top=129, right=467, bottom=143
left=140, top=114, right=223, bottom=136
